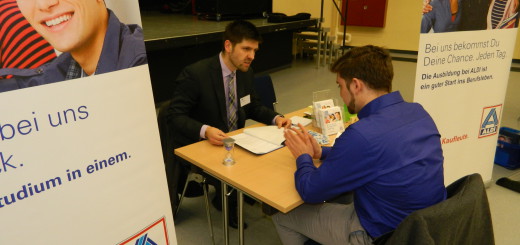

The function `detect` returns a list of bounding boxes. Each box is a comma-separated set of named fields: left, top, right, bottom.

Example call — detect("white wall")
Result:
left=105, top=0, right=142, bottom=25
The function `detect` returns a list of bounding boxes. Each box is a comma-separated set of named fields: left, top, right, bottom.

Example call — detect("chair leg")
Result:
left=323, top=35, right=328, bottom=66
left=175, top=172, right=192, bottom=217
left=202, top=180, right=215, bottom=245
left=176, top=171, right=215, bottom=245
left=329, top=43, right=334, bottom=64
left=316, top=29, right=322, bottom=68
left=176, top=171, right=204, bottom=216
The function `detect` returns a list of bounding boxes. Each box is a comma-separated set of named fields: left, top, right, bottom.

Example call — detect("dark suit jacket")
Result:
left=168, top=54, right=278, bottom=148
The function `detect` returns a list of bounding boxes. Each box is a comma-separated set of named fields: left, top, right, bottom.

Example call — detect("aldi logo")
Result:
left=478, top=105, right=502, bottom=138
left=135, top=234, right=158, bottom=245
left=119, top=218, right=170, bottom=245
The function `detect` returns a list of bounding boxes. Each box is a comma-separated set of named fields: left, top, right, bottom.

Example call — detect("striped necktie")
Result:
left=227, top=72, right=238, bottom=131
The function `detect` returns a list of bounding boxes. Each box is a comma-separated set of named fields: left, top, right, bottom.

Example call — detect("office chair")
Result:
left=253, top=74, right=278, bottom=111
left=374, top=173, right=494, bottom=245
left=156, top=100, right=215, bottom=245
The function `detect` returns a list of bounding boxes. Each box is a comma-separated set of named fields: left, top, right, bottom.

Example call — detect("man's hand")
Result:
left=306, top=127, right=322, bottom=159
left=284, top=124, right=321, bottom=159
left=205, top=126, right=228, bottom=145
left=422, top=0, right=432, bottom=14
left=275, top=115, right=291, bottom=129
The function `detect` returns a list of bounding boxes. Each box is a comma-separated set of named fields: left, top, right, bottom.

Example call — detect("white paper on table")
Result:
left=230, top=126, right=285, bottom=154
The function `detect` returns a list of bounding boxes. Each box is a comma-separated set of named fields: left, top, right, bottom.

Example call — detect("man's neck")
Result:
left=70, top=11, right=109, bottom=75
left=221, top=52, right=236, bottom=72
left=358, top=90, right=389, bottom=111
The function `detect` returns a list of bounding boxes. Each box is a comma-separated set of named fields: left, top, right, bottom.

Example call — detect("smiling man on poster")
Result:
left=0, top=0, right=147, bottom=92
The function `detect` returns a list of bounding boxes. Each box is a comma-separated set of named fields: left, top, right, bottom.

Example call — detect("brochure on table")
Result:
left=313, top=99, right=345, bottom=136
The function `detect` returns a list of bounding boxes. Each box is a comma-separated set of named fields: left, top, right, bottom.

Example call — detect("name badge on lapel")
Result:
left=240, top=95, right=251, bottom=107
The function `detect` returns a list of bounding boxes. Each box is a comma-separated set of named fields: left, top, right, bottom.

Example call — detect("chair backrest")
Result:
left=157, top=100, right=174, bottom=165
left=378, top=173, right=494, bottom=245
left=156, top=100, right=183, bottom=213
left=253, top=74, right=277, bottom=111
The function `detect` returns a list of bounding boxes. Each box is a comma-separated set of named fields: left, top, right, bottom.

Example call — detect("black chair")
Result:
left=176, top=166, right=215, bottom=245
left=374, top=173, right=495, bottom=245
left=307, top=174, right=494, bottom=245
left=156, top=100, right=181, bottom=214
left=156, top=100, right=215, bottom=244
left=253, top=74, right=278, bottom=111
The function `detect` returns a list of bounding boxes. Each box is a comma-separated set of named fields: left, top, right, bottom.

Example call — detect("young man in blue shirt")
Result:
left=273, top=45, right=446, bottom=245
left=0, top=0, right=146, bottom=92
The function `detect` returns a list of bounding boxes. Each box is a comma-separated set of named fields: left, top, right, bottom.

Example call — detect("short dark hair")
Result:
left=330, top=45, right=393, bottom=92
left=222, top=20, right=262, bottom=51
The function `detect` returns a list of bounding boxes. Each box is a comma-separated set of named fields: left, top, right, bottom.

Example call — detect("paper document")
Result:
left=290, top=116, right=312, bottom=127
left=230, top=126, right=285, bottom=154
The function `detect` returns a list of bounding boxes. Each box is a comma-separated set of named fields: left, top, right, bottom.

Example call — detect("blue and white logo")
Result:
left=135, top=234, right=157, bottom=245
left=479, top=105, right=502, bottom=138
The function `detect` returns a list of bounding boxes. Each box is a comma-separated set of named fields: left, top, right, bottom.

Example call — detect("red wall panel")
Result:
left=341, top=0, right=386, bottom=27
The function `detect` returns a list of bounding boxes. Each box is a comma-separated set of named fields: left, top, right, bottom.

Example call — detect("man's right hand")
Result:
left=205, top=126, right=228, bottom=145
left=284, top=123, right=322, bottom=159
left=305, top=128, right=322, bottom=159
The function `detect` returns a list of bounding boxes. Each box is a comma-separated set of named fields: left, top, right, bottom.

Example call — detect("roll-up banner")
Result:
left=0, top=0, right=176, bottom=244
left=415, top=0, right=519, bottom=184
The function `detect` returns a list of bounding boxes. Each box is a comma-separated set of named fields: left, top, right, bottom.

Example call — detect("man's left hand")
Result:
left=275, top=116, right=291, bottom=129
left=284, top=124, right=314, bottom=158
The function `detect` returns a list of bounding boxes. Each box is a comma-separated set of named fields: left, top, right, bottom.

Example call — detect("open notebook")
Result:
left=230, top=126, right=285, bottom=154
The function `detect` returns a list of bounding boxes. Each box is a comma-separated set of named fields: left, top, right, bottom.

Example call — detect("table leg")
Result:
left=222, top=182, right=229, bottom=245
left=238, top=190, right=244, bottom=245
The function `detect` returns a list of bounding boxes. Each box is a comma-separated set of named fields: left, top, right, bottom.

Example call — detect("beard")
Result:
left=346, top=102, right=355, bottom=114
left=229, top=49, right=252, bottom=72
left=346, top=89, right=356, bottom=114
left=232, top=59, right=251, bottom=72
left=236, top=64, right=249, bottom=72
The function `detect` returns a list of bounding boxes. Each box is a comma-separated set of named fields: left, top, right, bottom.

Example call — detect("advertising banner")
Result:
left=0, top=0, right=176, bottom=244
left=415, top=0, right=519, bottom=184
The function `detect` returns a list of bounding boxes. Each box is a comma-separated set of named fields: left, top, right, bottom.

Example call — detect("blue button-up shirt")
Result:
left=294, top=91, right=446, bottom=238
left=421, top=0, right=463, bottom=33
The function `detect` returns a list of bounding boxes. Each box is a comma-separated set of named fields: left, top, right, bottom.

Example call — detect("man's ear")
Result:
left=350, top=78, right=364, bottom=94
left=224, top=40, right=233, bottom=53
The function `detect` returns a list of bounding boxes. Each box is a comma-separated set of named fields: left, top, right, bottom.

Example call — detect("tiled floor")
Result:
left=172, top=57, right=520, bottom=245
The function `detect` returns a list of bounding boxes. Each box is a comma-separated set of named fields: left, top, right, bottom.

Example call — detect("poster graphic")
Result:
left=120, top=218, right=170, bottom=245
left=0, top=0, right=176, bottom=244
left=479, top=104, right=502, bottom=138
left=415, top=0, right=519, bottom=184
left=0, top=0, right=146, bottom=91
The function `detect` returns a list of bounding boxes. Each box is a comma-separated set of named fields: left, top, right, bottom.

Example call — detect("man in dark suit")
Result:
left=168, top=20, right=291, bottom=228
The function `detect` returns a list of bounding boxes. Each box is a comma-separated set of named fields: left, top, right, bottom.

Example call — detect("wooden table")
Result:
left=175, top=108, right=338, bottom=245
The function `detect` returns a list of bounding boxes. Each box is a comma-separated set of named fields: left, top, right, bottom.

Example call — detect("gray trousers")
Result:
left=272, top=203, right=372, bottom=245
